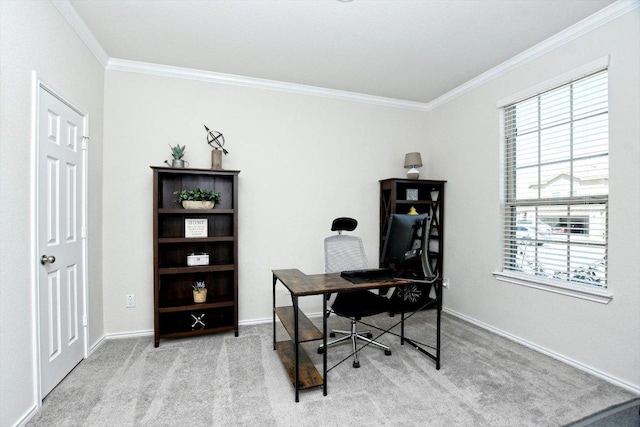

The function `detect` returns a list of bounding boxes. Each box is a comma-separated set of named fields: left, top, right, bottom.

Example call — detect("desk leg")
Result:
left=272, top=274, right=277, bottom=351
left=397, top=281, right=442, bottom=370
left=323, top=295, right=327, bottom=396
left=400, top=286, right=406, bottom=346
left=436, top=280, right=442, bottom=370
left=293, top=295, right=300, bottom=403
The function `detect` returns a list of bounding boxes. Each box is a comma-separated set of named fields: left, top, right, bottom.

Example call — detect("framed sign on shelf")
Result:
left=406, top=188, right=419, bottom=201
left=185, top=218, right=208, bottom=238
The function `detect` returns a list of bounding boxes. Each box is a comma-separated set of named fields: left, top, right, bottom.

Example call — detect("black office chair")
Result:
left=317, top=217, right=392, bottom=368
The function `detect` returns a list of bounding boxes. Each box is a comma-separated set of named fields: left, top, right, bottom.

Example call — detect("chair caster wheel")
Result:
left=317, top=347, right=324, bottom=354
left=353, top=361, right=360, bottom=368
left=385, top=349, right=392, bottom=356
left=329, top=332, right=336, bottom=338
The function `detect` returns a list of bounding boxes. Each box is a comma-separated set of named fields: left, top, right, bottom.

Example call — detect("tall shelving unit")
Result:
left=379, top=178, right=446, bottom=292
left=151, top=166, right=239, bottom=347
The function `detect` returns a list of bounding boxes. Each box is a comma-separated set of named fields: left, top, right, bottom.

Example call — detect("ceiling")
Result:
left=68, top=0, right=615, bottom=104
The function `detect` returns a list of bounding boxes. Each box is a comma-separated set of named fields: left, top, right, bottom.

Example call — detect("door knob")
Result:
left=40, top=255, right=56, bottom=265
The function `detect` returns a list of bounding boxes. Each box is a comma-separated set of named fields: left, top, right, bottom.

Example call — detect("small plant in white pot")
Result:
left=175, top=188, right=221, bottom=209
left=192, top=280, right=207, bottom=303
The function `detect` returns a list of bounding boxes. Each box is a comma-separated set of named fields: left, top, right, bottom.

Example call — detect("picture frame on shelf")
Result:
left=406, top=188, right=419, bottom=201
left=185, top=218, right=208, bottom=238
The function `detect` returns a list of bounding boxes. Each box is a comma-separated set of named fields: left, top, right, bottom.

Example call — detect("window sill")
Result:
left=492, top=271, right=613, bottom=304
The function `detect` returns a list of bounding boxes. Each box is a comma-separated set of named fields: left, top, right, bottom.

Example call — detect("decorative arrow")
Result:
left=204, top=124, right=228, bottom=155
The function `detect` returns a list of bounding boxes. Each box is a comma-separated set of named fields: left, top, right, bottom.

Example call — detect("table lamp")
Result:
left=404, top=152, right=423, bottom=179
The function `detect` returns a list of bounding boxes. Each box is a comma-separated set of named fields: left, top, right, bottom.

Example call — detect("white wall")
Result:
left=0, top=1, right=104, bottom=426
left=101, top=70, right=427, bottom=333
left=426, top=10, right=639, bottom=390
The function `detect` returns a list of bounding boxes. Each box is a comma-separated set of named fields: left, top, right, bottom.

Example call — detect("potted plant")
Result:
left=174, top=188, right=221, bottom=209
left=192, top=280, right=207, bottom=303
left=165, top=144, right=188, bottom=168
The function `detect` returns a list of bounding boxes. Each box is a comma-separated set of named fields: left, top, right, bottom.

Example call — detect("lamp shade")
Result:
left=404, top=152, right=423, bottom=168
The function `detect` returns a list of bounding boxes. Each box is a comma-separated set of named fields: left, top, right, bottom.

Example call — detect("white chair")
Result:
left=318, top=217, right=392, bottom=368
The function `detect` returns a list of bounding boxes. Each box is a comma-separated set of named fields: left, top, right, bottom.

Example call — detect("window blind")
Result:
left=502, top=70, right=608, bottom=289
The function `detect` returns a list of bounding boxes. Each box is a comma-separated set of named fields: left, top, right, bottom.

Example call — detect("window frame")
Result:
left=493, top=60, right=612, bottom=304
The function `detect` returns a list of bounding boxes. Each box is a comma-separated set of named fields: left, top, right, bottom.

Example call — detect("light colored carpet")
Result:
left=27, top=311, right=638, bottom=426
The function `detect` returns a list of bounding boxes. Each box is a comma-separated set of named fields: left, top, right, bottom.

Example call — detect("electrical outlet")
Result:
left=442, top=278, right=450, bottom=288
left=126, top=294, right=136, bottom=308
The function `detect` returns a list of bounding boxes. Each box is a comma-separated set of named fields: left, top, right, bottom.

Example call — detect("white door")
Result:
left=37, top=84, right=86, bottom=397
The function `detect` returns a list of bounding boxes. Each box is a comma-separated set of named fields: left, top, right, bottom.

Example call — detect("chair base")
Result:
left=318, top=318, right=391, bottom=368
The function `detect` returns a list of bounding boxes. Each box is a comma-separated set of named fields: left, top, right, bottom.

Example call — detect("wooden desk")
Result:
left=272, top=268, right=442, bottom=402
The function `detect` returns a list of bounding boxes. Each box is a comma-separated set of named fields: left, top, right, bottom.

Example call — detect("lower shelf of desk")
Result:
left=274, top=305, right=324, bottom=391
left=274, top=306, right=323, bottom=342
left=275, top=340, right=323, bottom=390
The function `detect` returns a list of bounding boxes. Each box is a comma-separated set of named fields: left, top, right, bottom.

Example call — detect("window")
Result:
left=502, top=70, right=608, bottom=294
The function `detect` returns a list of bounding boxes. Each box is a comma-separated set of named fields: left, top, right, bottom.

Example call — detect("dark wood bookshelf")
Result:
left=379, top=178, right=446, bottom=310
left=152, top=166, right=240, bottom=347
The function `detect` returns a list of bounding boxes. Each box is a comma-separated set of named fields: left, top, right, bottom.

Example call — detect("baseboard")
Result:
left=85, top=329, right=153, bottom=356
left=14, top=404, right=39, bottom=427
left=88, top=334, right=106, bottom=355
left=104, top=329, right=154, bottom=339
left=91, top=317, right=322, bottom=346
left=443, top=307, right=640, bottom=394
left=239, top=312, right=323, bottom=327
left=239, top=317, right=272, bottom=326
left=93, top=316, right=324, bottom=338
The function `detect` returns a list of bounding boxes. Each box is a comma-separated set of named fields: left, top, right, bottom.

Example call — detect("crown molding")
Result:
left=55, top=0, right=637, bottom=112
left=424, top=0, right=639, bottom=112
left=105, top=58, right=430, bottom=111
left=50, top=0, right=109, bottom=67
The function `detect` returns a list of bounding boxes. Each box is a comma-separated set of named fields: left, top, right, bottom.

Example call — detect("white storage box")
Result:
left=187, top=253, right=209, bottom=266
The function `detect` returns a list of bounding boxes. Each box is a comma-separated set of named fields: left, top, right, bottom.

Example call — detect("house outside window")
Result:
left=501, top=70, right=609, bottom=295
